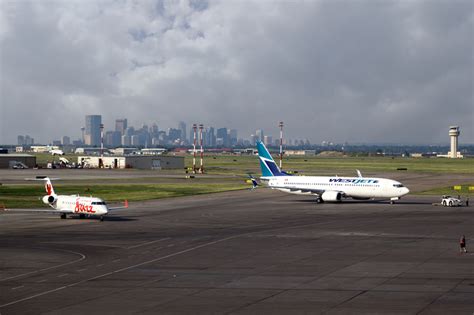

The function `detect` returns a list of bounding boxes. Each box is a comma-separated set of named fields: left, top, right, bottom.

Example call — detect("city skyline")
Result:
left=1, top=1, right=472, bottom=145
left=12, top=114, right=471, bottom=148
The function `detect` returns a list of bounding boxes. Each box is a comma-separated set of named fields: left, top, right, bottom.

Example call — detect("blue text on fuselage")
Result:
left=329, top=178, right=379, bottom=184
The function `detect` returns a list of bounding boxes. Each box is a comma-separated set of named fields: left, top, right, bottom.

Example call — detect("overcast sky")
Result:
left=0, top=0, right=473, bottom=145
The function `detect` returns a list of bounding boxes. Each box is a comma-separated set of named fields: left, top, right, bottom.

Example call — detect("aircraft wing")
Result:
left=273, top=185, right=326, bottom=195
left=107, top=200, right=129, bottom=211
left=2, top=208, right=68, bottom=214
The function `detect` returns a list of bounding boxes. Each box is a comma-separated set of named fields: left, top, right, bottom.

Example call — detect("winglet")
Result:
left=356, top=170, right=363, bottom=178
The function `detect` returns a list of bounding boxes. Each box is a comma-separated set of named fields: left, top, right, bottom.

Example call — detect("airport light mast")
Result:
left=99, top=123, right=104, bottom=168
left=192, top=124, right=197, bottom=173
left=199, top=124, right=204, bottom=173
left=279, top=121, right=284, bottom=169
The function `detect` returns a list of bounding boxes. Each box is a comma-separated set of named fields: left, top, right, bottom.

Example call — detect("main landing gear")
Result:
left=60, top=213, right=67, bottom=219
left=390, top=197, right=400, bottom=205
left=99, top=216, right=104, bottom=222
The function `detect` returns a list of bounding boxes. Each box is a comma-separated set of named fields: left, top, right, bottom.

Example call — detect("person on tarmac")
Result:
left=460, top=235, right=467, bottom=253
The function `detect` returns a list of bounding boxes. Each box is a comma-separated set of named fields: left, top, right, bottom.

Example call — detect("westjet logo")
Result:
left=329, top=178, right=379, bottom=184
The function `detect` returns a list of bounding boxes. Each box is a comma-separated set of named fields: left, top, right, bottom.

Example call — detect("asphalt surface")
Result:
left=1, top=189, right=473, bottom=314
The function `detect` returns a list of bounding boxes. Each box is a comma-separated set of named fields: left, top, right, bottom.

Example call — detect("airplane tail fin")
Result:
left=256, top=141, right=287, bottom=177
left=34, top=176, right=56, bottom=196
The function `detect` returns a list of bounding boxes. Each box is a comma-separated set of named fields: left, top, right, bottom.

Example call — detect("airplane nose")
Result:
left=402, top=187, right=410, bottom=195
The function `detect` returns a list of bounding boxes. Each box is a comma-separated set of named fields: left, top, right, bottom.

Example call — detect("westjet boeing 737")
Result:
left=257, top=141, right=409, bottom=203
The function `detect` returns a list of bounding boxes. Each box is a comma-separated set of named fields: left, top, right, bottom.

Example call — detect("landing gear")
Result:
left=60, top=213, right=67, bottom=219
left=316, top=197, right=324, bottom=204
left=99, top=216, right=104, bottom=222
left=79, top=214, right=85, bottom=219
left=390, top=200, right=395, bottom=205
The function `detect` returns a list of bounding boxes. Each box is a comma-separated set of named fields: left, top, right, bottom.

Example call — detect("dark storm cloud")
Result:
left=0, top=0, right=472, bottom=144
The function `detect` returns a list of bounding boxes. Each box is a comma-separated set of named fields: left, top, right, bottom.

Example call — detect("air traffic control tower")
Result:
left=449, top=126, right=461, bottom=158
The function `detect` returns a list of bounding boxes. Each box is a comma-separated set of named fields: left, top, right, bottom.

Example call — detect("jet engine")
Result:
left=42, top=195, right=57, bottom=205
left=321, top=191, right=342, bottom=202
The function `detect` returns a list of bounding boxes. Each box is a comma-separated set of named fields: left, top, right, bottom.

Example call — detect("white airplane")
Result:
left=7, top=177, right=128, bottom=221
left=256, top=141, right=409, bottom=203
left=50, top=149, right=64, bottom=155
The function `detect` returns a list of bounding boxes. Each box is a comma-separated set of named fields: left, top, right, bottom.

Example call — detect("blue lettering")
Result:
left=329, top=178, right=379, bottom=184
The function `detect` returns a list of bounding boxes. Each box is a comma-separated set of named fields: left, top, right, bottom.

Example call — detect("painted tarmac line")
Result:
left=126, top=238, right=171, bottom=249
left=0, top=234, right=242, bottom=309
left=0, top=220, right=337, bottom=309
left=0, top=249, right=86, bottom=282
left=11, top=286, right=24, bottom=290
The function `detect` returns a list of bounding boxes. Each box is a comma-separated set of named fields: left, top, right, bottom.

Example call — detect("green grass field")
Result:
left=417, top=184, right=474, bottom=197
left=0, top=179, right=248, bottom=209
left=185, top=155, right=474, bottom=175
left=2, top=153, right=471, bottom=209
left=35, top=153, right=474, bottom=175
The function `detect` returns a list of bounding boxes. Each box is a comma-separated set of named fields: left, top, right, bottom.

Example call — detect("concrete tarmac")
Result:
left=1, top=189, right=473, bottom=314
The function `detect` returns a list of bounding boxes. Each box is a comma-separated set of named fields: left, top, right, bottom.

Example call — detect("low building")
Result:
left=285, top=150, right=316, bottom=156
left=109, top=147, right=138, bottom=155
left=77, top=155, right=184, bottom=170
left=0, top=154, right=36, bottom=168
left=31, top=145, right=60, bottom=153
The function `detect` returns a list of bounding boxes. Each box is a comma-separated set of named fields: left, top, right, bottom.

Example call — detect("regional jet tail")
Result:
left=5, top=177, right=128, bottom=221
left=256, top=141, right=409, bottom=203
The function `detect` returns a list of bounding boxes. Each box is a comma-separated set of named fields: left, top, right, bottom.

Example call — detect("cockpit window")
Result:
left=393, top=184, right=404, bottom=188
left=91, top=201, right=107, bottom=205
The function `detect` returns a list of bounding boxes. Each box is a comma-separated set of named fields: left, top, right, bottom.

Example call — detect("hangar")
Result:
left=77, top=155, right=184, bottom=170
left=0, top=154, right=36, bottom=168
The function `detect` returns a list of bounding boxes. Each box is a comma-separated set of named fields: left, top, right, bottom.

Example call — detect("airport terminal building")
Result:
left=77, top=155, right=184, bottom=170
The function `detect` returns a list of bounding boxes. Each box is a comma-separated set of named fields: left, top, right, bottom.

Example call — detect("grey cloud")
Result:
left=0, top=0, right=472, bottom=144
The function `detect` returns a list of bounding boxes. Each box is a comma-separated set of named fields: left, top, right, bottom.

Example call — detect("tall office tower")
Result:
left=229, top=129, right=238, bottom=146
left=216, top=128, right=229, bottom=147
left=264, top=135, right=273, bottom=146
left=255, top=129, right=264, bottom=142
left=150, top=123, right=159, bottom=137
left=105, top=131, right=121, bottom=147
left=208, top=127, right=216, bottom=147
left=121, top=135, right=131, bottom=146
left=168, top=128, right=181, bottom=143
left=131, top=135, right=140, bottom=146
left=25, top=135, right=34, bottom=145
left=115, top=118, right=128, bottom=135
left=17, top=135, right=25, bottom=145
left=62, top=136, right=70, bottom=146
left=178, top=121, right=187, bottom=143
left=250, top=134, right=257, bottom=146
left=85, top=115, right=102, bottom=146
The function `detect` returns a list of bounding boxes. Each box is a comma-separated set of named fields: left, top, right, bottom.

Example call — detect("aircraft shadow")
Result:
left=292, top=199, right=433, bottom=205
left=68, top=216, right=136, bottom=222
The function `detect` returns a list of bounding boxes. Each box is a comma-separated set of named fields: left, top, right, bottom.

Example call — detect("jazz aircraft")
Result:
left=257, top=141, right=409, bottom=203
left=8, top=177, right=128, bottom=221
